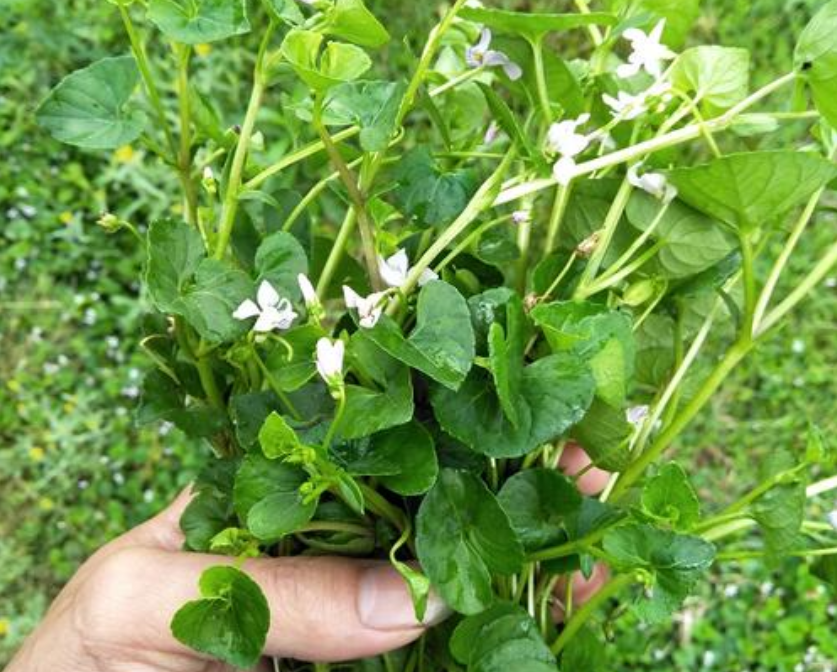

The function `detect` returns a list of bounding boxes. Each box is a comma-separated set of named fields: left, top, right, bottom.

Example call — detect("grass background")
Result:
left=1, top=0, right=836, bottom=669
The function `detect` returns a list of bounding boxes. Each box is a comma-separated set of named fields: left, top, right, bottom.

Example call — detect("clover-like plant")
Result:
left=39, top=0, right=837, bottom=669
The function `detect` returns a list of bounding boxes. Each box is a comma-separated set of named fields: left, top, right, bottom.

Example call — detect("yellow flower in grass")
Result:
left=59, top=211, right=74, bottom=225
left=29, top=446, right=45, bottom=462
left=195, top=43, right=212, bottom=57
left=0, top=618, right=9, bottom=637
left=115, top=145, right=135, bottom=163
left=39, top=497, right=55, bottom=512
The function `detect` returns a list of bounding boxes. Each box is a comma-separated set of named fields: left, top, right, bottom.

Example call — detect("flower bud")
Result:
left=97, top=213, right=127, bottom=233
left=575, top=231, right=601, bottom=258
left=622, top=279, right=657, bottom=306
left=202, top=166, right=217, bottom=195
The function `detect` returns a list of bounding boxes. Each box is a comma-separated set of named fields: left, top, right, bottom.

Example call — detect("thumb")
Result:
left=105, top=549, right=449, bottom=663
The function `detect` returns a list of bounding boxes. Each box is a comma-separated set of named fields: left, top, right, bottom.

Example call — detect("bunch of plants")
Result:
left=36, top=0, right=837, bottom=669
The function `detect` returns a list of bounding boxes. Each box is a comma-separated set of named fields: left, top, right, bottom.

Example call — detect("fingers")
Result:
left=558, top=441, right=611, bottom=496
left=114, top=486, right=195, bottom=552
left=89, top=549, right=447, bottom=664
left=551, top=563, right=610, bottom=622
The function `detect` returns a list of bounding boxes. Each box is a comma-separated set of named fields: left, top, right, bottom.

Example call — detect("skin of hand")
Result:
left=9, top=442, right=608, bottom=671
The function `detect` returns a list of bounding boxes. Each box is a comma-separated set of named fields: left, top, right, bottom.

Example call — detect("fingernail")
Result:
left=357, top=564, right=450, bottom=631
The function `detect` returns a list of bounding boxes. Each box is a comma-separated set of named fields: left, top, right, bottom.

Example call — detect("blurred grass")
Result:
left=1, top=0, right=836, bottom=668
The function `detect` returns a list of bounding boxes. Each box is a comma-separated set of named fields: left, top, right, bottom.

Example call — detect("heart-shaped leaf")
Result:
left=148, top=0, right=250, bottom=44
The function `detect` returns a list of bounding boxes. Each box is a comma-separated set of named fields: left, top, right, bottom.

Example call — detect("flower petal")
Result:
left=257, top=280, right=280, bottom=310
left=379, top=249, right=410, bottom=288
left=233, top=299, right=261, bottom=321
left=253, top=306, right=282, bottom=332
left=343, top=285, right=362, bottom=308
left=418, top=268, right=439, bottom=287
left=553, top=156, right=578, bottom=186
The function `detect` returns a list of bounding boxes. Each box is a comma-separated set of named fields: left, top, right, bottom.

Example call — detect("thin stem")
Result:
left=739, top=231, right=757, bottom=339
left=298, top=521, right=372, bottom=536
left=252, top=348, right=303, bottom=421
left=573, top=0, right=604, bottom=46
left=530, top=36, right=553, bottom=124
left=429, top=66, right=485, bottom=97
left=540, top=252, right=578, bottom=302
left=550, top=573, right=634, bottom=655
left=579, top=240, right=664, bottom=298
left=544, top=184, right=572, bottom=256
left=316, top=209, right=357, bottom=296
left=320, top=389, right=347, bottom=452
left=434, top=215, right=511, bottom=273
left=176, top=45, right=200, bottom=230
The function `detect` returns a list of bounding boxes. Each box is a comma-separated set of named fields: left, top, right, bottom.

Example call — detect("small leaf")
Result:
left=148, top=0, right=251, bottom=44
left=258, top=412, right=302, bottom=459
left=668, top=151, right=837, bottom=232
left=180, top=491, right=234, bottom=551
left=323, top=0, right=390, bottom=48
left=177, top=259, right=252, bottom=343
left=641, top=462, right=700, bottom=531
left=459, top=6, right=616, bottom=41
left=795, top=0, right=837, bottom=128
left=367, top=281, right=475, bottom=391
left=281, top=29, right=371, bottom=91
left=324, top=80, right=406, bottom=152
left=635, top=0, right=700, bottom=48
left=146, top=218, right=205, bottom=313
left=171, top=565, right=269, bottom=669
left=498, top=469, right=582, bottom=551
left=671, top=46, right=750, bottom=111
left=254, top=231, right=308, bottom=300
left=751, top=482, right=806, bottom=558
left=416, top=469, right=524, bottom=614
left=570, top=398, right=633, bottom=472
left=261, top=0, right=304, bottom=25
left=36, top=55, right=146, bottom=149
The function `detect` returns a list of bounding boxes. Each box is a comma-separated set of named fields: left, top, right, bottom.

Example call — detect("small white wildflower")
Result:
left=617, top=20, right=676, bottom=79
left=159, top=421, right=175, bottom=437
left=315, top=337, right=344, bottom=386
left=14, top=257, right=27, bottom=271
left=512, top=210, right=532, bottom=225
left=20, top=204, right=37, bottom=218
left=553, top=156, right=579, bottom=186
left=106, top=336, right=120, bottom=350
left=378, top=249, right=438, bottom=289
left=603, top=90, right=648, bottom=120
left=82, top=308, right=97, bottom=326
left=343, top=286, right=386, bottom=329
left=702, top=650, right=717, bottom=668
left=546, top=114, right=592, bottom=186
left=723, top=584, right=739, bottom=598
left=113, top=472, right=125, bottom=486
left=827, top=509, right=837, bottom=531
left=483, top=121, right=501, bottom=144
left=77, top=479, right=90, bottom=490
left=233, top=280, right=297, bottom=333
left=626, top=405, right=650, bottom=428
left=43, top=362, right=59, bottom=376
left=791, top=338, right=805, bottom=354
left=825, top=276, right=837, bottom=288
left=760, top=581, right=774, bottom=596
left=143, top=489, right=155, bottom=503
left=121, top=385, right=140, bottom=399
left=466, top=28, right=523, bottom=80
left=627, top=164, right=678, bottom=203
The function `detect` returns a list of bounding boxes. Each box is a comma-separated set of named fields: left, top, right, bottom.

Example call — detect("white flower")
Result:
left=626, top=405, right=650, bottom=428
left=316, top=337, right=344, bottom=385
left=546, top=114, right=593, bottom=186
left=466, top=28, right=523, bottom=81
left=297, top=273, right=318, bottom=308
left=484, top=121, right=501, bottom=144
left=512, top=210, right=531, bottom=225
left=627, top=164, right=677, bottom=203
left=603, top=90, right=648, bottom=120
left=553, top=156, right=579, bottom=186
left=378, top=249, right=439, bottom=289
left=616, top=20, right=676, bottom=79
left=233, top=280, right=298, bottom=333
left=827, top=509, right=837, bottom=531
left=343, top=286, right=386, bottom=329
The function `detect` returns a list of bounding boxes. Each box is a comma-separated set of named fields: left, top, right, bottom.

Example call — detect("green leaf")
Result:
left=324, top=0, right=390, bottom=48
left=751, top=482, right=806, bottom=557
left=604, top=524, right=715, bottom=622
left=451, top=604, right=557, bottom=672
left=254, top=231, right=308, bottom=299
left=177, top=259, right=252, bottom=343
left=486, top=293, right=526, bottom=427
left=498, top=469, right=582, bottom=551
left=137, top=369, right=228, bottom=437
left=459, top=6, right=616, bottom=41
left=341, top=331, right=414, bottom=439
left=560, top=624, right=607, bottom=672
left=392, top=148, right=478, bottom=228
left=333, top=421, right=438, bottom=495
left=281, top=29, right=372, bottom=91
left=671, top=46, right=750, bottom=111
left=261, top=0, right=304, bottom=25
left=230, top=391, right=280, bottom=450
left=635, top=0, right=699, bottom=48
left=570, top=397, right=633, bottom=472
left=367, top=281, right=475, bottom=391
left=147, top=0, right=250, bottom=44
left=146, top=218, right=205, bottom=313
left=324, top=80, right=406, bottom=152
left=530, top=301, right=635, bottom=406
left=36, top=55, right=146, bottom=149
left=180, top=491, right=233, bottom=552
left=668, top=151, right=837, bottom=232
left=258, top=412, right=302, bottom=459
left=641, top=462, right=700, bottom=531
left=475, top=82, right=538, bottom=160
left=626, top=192, right=738, bottom=280
left=264, top=325, right=321, bottom=392
left=795, top=0, right=837, bottom=128
left=812, top=555, right=837, bottom=594
left=432, top=353, right=595, bottom=459
left=416, top=470, right=524, bottom=614
left=233, top=455, right=315, bottom=541
left=171, top=565, right=269, bottom=669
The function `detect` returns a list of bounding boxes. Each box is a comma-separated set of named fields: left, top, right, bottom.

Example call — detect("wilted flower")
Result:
left=233, top=280, right=297, bottom=333
left=378, top=249, right=439, bottom=289
left=576, top=231, right=601, bottom=258
left=547, top=114, right=592, bottom=186
left=466, top=28, right=523, bottom=81
left=343, top=286, right=386, bottom=329
left=616, top=20, right=676, bottom=79
left=316, top=337, right=344, bottom=386
left=627, top=164, right=677, bottom=203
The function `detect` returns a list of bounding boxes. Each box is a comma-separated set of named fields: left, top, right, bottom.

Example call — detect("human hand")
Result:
left=7, top=490, right=448, bottom=672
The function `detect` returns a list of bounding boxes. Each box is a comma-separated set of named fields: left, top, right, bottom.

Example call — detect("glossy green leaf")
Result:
left=264, top=325, right=321, bottom=392
left=668, top=151, right=837, bottom=231
left=795, top=0, right=837, bottom=128
left=230, top=391, right=280, bottom=450
left=324, top=0, right=390, bottom=48
left=261, top=0, right=304, bottom=25
left=626, top=192, right=737, bottom=279
left=258, top=412, right=302, bottom=459
left=641, top=462, right=700, bottom=531
left=635, top=0, right=700, bottom=48
left=367, top=281, right=475, bottom=391
left=498, top=469, right=582, bottom=551
left=233, top=454, right=315, bottom=541
left=431, top=353, right=595, bottom=458
left=570, top=397, right=633, bottom=472
left=254, top=231, right=308, bottom=300
left=332, top=421, right=438, bottom=495
left=671, top=46, right=750, bottom=111
left=177, top=259, right=252, bottom=343
left=282, top=29, right=372, bottom=90
left=171, top=565, right=269, bottom=669
left=751, top=482, right=806, bottom=557
left=324, top=80, right=406, bottom=152
left=180, top=491, right=233, bottom=551
left=486, top=292, right=526, bottom=427
left=148, top=0, right=250, bottom=44
left=460, top=6, right=616, bottom=41
left=451, top=604, right=557, bottom=672
left=146, top=218, right=205, bottom=313
left=416, top=469, right=524, bottom=614
left=36, top=56, right=146, bottom=149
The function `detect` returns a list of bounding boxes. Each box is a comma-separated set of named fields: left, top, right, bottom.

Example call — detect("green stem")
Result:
left=298, top=521, right=372, bottom=536
left=196, top=355, right=223, bottom=409
left=321, top=389, right=347, bottom=452
left=316, top=209, right=357, bottom=296
left=429, top=66, right=486, bottom=97
left=739, top=231, right=758, bottom=339
left=579, top=240, right=664, bottom=298
left=544, top=184, right=572, bottom=256
left=117, top=4, right=178, bottom=162
left=530, top=36, right=553, bottom=124
left=176, top=45, right=200, bottom=230
left=527, top=527, right=610, bottom=563
left=717, top=547, right=837, bottom=562
left=539, top=253, right=578, bottom=302
left=252, top=348, right=303, bottom=421
left=435, top=215, right=511, bottom=273
left=214, top=26, right=274, bottom=260
left=360, top=483, right=408, bottom=533
left=550, top=573, right=634, bottom=655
